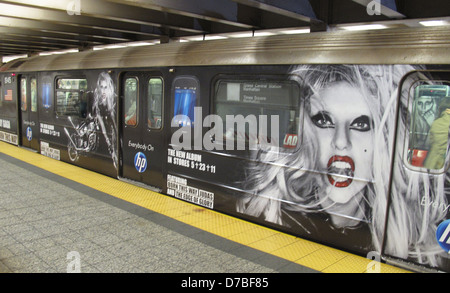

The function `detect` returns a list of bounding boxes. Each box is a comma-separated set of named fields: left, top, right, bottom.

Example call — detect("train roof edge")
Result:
left=1, top=26, right=449, bottom=73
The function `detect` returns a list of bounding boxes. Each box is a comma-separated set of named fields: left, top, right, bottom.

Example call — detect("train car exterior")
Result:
left=0, top=72, right=19, bottom=146
left=1, top=26, right=449, bottom=272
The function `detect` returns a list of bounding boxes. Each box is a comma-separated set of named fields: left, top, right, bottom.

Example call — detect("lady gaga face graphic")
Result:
left=309, top=81, right=374, bottom=204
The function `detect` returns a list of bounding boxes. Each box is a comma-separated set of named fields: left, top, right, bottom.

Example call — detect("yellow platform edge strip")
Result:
left=0, top=141, right=410, bottom=273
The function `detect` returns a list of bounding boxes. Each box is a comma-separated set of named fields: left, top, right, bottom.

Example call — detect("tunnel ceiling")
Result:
left=0, top=0, right=449, bottom=58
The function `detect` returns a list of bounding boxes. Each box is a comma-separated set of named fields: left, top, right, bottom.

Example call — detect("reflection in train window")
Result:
left=148, top=78, right=163, bottom=129
left=42, top=81, right=52, bottom=110
left=408, top=84, right=450, bottom=170
left=124, top=77, right=138, bottom=126
left=172, top=77, right=198, bottom=127
left=55, top=78, right=87, bottom=117
left=214, top=79, right=300, bottom=151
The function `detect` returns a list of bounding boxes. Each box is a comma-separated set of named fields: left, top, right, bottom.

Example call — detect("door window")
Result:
left=148, top=78, right=163, bottom=129
left=21, top=77, right=27, bottom=111
left=124, top=77, right=138, bottom=126
left=31, top=78, right=37, bottom=112
left=407, top=84, right=450, bottom=170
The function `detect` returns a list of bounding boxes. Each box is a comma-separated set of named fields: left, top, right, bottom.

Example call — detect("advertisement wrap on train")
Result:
left=0, top=26, right=449, bottom=272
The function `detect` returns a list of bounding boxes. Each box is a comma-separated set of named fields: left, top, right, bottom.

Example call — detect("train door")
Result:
left=384, top=70, right=450, bottom=272
left=120, top=71, right=165, bottom=190
left=19, top=74, right=39, bottom=151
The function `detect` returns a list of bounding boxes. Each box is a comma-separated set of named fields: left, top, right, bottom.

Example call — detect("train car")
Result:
left=1, top=26, right=449, bottom=272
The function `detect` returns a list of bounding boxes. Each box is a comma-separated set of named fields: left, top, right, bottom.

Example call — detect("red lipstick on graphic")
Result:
left=327, top=155, right=355, bottom=188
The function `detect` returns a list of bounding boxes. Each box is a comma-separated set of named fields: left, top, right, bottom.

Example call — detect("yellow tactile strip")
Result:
left=0, top=141, right=410, bottom=273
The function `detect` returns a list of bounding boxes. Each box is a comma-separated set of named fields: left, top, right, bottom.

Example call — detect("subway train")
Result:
left=1, top=26, right=449, bottom=273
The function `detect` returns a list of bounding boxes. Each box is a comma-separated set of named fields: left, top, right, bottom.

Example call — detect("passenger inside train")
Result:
left=424, top=97, right=450, bottom=170
left=408, top=85, right=450, bottom=168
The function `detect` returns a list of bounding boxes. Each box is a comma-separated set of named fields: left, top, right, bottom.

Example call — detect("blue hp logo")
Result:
left=436, top=219, right=450, bottom=253
left=134, top=152, right=147, bottom=173
left=26, top=126, right=32, bottom=141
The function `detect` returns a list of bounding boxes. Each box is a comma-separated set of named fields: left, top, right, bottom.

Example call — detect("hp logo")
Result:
left=134, top=152, right=147, bottom=173
left=26, top=126, right=32, bottom=141
left=436, top=219, right=450, bottom=253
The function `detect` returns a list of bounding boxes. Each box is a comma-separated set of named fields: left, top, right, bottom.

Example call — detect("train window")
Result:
left=148, top=78, right=162, bottom=129
left=55, top=78, right=87, bottom=117
left=172, top=76, right=198, bottom=127
left=31, top=78, right=37, bottom=112
left=213, top=79, right=300, bottom=150
left=42, top=80, right=52, bottom=110
left=407, top=84, right=450, bottom=170
left=21, top=77, right=27, bottom=111
left=124, top=77, right=138, bottom=126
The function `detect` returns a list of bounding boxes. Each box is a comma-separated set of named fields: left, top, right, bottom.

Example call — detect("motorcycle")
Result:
left=64, top=115, right=98, bottom=163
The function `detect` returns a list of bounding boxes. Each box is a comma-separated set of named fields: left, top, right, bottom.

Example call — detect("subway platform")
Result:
left=0, top=141, right=410, bottom=275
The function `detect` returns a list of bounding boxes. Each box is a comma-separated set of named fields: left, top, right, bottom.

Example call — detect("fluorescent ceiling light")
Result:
left=419, top=20, right=448, bottom=27
left=2, top=54, right=28, bottom=63
left=179, top=35, right=228, bottom=42
left=178, top=27, right=310, bottom=43
left=227, top=32, right=253, bottom=38
left=103, top=44, right=127, bottom=49
left=93, top=43, right=132, bottom=50
left=52, top=49, right=78, bottom=55
left=204, top=35, right=228, bottom=41
left=253, top=31, right=275, bottom=37
left=280, top=28, right=310, bottom=34
left=39, top=49, right=78, bottom=56
left=127, top=41, right=158, bottom=47
left=341, top=24, right=388, bottom=31
left=179, top=35, right=205, bottom=42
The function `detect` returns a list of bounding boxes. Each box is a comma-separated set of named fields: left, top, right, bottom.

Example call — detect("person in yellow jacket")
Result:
left=424, top=97, right=450, bottom=169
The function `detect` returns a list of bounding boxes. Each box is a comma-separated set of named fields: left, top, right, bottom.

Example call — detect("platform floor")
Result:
left=0, top=141, right=410, bottom=274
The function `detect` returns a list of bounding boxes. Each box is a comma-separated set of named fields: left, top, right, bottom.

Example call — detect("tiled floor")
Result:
left=0, top=141, right=410, bottom=273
